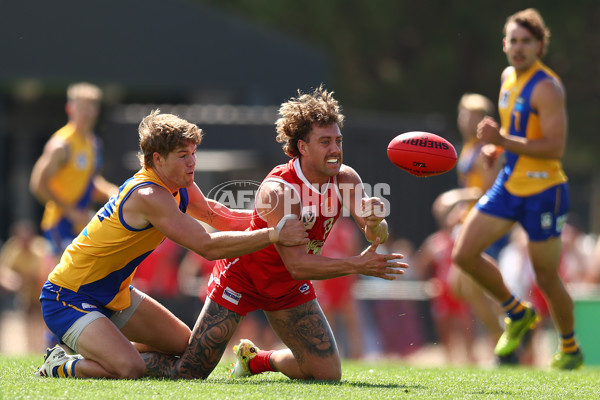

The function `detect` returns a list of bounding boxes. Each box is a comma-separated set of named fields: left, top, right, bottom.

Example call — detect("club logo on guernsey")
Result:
left=301, top=205, right=317, bottom=229
left=75, top=152, right=88, bottom=170
left=223, top=286, right=242, bottom=305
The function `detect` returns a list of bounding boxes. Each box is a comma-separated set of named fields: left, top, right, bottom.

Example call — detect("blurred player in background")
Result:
left=0, top=220, right=50, bottom=353
left=30, top=82, right=118, bottom=257
left=142, top=85, right=407, bottom=381
left=452, top=8, right=583, bottom=369
left=29, top=82, right=119, bottom=350
left=34, top=110, right=308, bottom=379
left=415, top=192, right=477, bottom=365
left=441, top=93, right=507, bottom=363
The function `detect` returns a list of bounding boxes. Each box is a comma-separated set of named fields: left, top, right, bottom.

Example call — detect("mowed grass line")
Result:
left=1, top=355, right=599, bottom=399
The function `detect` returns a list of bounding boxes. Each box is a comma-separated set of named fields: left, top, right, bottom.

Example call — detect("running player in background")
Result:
left=142, top=85, right=407, bottom=380
left=441, top=93, right=507, bottom=364
left=30, top=82, right=118, bottom=257
left=452, top=8, right=583, bottom=369
left=34, top=110, right=308, bottom=379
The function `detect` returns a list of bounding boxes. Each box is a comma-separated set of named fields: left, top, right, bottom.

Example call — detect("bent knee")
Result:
left=305, top=359, right=341, bottom=381
left=314, top=369, right=341, bottom=381
left=109, top=357, right=146, bottom=379
left=451, top=245, right=470, bottom=269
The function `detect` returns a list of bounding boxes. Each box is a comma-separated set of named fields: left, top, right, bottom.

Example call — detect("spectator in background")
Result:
left=315, top=217, right=364, bottom=359
left=29, top=82, right=118, bottom=257
left=0, top=220, right=51, bottom=353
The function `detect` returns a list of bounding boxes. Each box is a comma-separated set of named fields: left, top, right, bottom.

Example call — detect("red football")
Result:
left=387, top=131, right=457, bottom=177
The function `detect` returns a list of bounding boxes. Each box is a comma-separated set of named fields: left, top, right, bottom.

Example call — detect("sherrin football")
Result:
left=387, top=131, right=457, bottom=177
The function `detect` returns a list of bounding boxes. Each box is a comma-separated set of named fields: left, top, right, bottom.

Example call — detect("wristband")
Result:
left=268, top=227, right=279, bottom=243
left=269, top=214, right=298, bottom=243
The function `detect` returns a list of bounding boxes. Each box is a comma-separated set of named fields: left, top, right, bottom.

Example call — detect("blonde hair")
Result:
left=275, top=85, right=345, bottom=158
left=67, top=82, right=103, bottom=102
left=458, top=93, right=494, bottom=116
left=504, top=8, right=551, bottom=58
left=137, top=109, right=204, bottom=168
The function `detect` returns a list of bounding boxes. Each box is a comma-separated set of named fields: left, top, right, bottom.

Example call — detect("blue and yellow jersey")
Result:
left=40, top=123, right=102, bottom=232
left=457, top=138, right=486, bottom=191
left=497, top=60, right=567, bottom=196
left=48, top=167, right=189, bottom=311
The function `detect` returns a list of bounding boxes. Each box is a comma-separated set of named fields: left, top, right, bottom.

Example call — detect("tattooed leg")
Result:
left=265, top=299, right=341, bottom=380
left=143, top=298, right=242, bottom=379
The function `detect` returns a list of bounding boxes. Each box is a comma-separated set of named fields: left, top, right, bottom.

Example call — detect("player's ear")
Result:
left=152, top=152, right=163, bottom=166
left=298, top=139, right=307, bottom=156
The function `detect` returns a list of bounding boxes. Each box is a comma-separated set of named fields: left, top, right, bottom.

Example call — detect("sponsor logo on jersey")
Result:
left=500, top=90, right=510, bottom=109
left=299, top=283, right=310, bottom=294
left=526, top=171, right=549, bottom=179
left=81, top=303, right=97, bottom=309
left=223, top=286, right=242, bottom=305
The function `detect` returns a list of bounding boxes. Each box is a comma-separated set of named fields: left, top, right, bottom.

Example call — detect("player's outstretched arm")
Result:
left=125, top=184, right=307, bottom=261
left=278, top=236, right=407, bottom=281
left=256, top=180, right=406, bottom=280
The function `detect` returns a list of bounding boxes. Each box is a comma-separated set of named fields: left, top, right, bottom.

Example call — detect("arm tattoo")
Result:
left=143, top=300, right=242, bottom=379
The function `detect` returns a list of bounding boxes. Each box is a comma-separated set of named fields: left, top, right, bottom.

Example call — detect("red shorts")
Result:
left=207, top=258, right=317, bottom=316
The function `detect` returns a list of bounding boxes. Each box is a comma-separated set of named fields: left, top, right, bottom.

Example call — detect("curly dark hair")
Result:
left=137, top=109, right=203, bottom=168
left=275, top=85, right=345, bottom=158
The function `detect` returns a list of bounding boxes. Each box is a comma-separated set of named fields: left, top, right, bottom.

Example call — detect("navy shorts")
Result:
left=476, top=182, right=569, bottom=241
left=42, top=218, right=77, bottom=255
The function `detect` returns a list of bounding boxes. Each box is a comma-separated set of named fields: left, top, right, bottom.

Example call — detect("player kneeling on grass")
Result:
left=34, top=110, right=308, bottom=379
left=141, top=85, right=407, bottom=381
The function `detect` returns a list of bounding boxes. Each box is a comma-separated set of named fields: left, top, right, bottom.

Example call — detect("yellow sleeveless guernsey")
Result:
left=41, top=123, right=100, bottom=232
left=48, top=168, right=189, bottom=311
left=498, top=60, right=567, bottom=196
left=456, top=138, right=487, bottom=218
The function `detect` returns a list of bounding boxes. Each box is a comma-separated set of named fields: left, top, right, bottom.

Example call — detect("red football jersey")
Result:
left=209, top=158, right=342, bottom=310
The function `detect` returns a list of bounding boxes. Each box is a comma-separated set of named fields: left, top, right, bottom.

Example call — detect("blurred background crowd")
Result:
left=1, top=0, right=599, bottom=367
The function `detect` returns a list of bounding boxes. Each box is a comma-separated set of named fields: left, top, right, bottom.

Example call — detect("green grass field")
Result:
left=1, top=355, right=598, bottom=399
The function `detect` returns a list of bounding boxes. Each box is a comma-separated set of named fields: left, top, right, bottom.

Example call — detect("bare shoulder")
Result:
left=534, top=77, right=565, bottom=100
left=132, top=184, right=174, bottom=207
left=42, top=136, right=69, bottom=159
left=337, top=164, right=361, bottom=185
left=501, top=66, right=514, bottom=82
left=256, top=180, right=300, bottom=221
left=531, top=77, right=565, bottom=112
left=123, top=184, right=177, bottom=229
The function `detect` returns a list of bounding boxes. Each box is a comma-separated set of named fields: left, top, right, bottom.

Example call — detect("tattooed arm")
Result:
left=186, top=182, right=252, bottom=231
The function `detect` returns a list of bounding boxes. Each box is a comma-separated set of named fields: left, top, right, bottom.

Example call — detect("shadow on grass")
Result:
left=208, top=377, right=425, bottom=390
